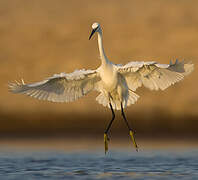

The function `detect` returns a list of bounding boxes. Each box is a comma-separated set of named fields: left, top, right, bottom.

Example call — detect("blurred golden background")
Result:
left=0, top=0, right=197, bottom=140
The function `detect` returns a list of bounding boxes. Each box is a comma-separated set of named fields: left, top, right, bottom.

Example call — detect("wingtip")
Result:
left=8, top=79, right=25, bottom=93
left=169, top=58, right=194, bottom=75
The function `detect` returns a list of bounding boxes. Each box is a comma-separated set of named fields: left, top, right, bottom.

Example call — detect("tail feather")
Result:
left=96, top=91, right=139, bottom=110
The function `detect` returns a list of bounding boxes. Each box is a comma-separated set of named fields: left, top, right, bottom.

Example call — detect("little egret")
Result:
left=9, top=22, right=194, bottom=153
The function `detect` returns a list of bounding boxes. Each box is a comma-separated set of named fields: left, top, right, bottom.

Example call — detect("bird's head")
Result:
left=89, top=22, right=101, bottom=40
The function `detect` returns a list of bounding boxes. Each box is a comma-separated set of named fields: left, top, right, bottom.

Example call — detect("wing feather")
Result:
left=117, top=59, right=194, bottom=91
left=8, top=69, right=100, bottom=102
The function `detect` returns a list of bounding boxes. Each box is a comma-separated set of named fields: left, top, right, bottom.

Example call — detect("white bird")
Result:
left=9, top=22, right=194, bottom=153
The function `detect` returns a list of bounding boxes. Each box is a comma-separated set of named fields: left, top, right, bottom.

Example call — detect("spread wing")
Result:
left=8, top=69, right=100, bottom=102
left=117, top=59, right=194, bottom=91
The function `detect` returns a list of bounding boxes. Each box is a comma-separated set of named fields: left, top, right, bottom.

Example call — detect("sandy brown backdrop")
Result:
left=0, top=0, right=197, bottom=139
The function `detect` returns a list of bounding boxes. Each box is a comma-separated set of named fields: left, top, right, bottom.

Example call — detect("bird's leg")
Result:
left=104, top=102, right=115, bottom=154
left=121, top=102, right=138, bottom=151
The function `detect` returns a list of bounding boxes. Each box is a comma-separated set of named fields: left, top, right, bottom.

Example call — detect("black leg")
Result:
left=105, top=103, right=115, bottom=134
left=121, top=102, right=138, bottom=151
left=121, top=102, right=132, bottom=131
left=104, top=102, right=115, bottom=154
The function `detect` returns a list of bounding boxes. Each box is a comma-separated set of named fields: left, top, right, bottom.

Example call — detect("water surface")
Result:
left=0, top=149, right=197, bottom=180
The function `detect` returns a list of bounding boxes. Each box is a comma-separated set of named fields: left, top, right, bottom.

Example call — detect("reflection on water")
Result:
left=0, top=149, right=197, bottom=180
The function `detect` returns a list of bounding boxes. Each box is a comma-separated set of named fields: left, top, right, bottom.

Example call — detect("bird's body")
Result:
left=9, top=22, right=194, bottom=153
left=99, top=63, right=117, bottom=92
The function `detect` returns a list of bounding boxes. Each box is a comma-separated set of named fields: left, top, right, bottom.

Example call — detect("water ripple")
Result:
left=0, top=150, right=197, bottom=180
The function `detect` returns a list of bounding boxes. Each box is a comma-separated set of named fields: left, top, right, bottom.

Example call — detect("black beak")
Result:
left=89, top=28, right=97, bottom=40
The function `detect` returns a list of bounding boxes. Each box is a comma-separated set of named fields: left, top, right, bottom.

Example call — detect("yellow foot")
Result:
left=129, top=130, right=138, bottom=152
left=104, top=133, right=109, bottom=154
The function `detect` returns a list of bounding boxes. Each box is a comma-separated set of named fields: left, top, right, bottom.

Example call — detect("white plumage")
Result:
left=9, top=23, right=194, bottom=110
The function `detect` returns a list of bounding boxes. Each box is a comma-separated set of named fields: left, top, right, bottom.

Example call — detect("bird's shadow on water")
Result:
left=0, top=149, right=197, bottom=180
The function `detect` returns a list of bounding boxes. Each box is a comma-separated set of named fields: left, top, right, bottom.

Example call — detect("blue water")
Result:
left=0, top=149, right=198, bottom=180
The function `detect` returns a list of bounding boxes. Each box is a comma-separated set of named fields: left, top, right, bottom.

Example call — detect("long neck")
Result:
left=97, top=31, right=109, bottom=65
